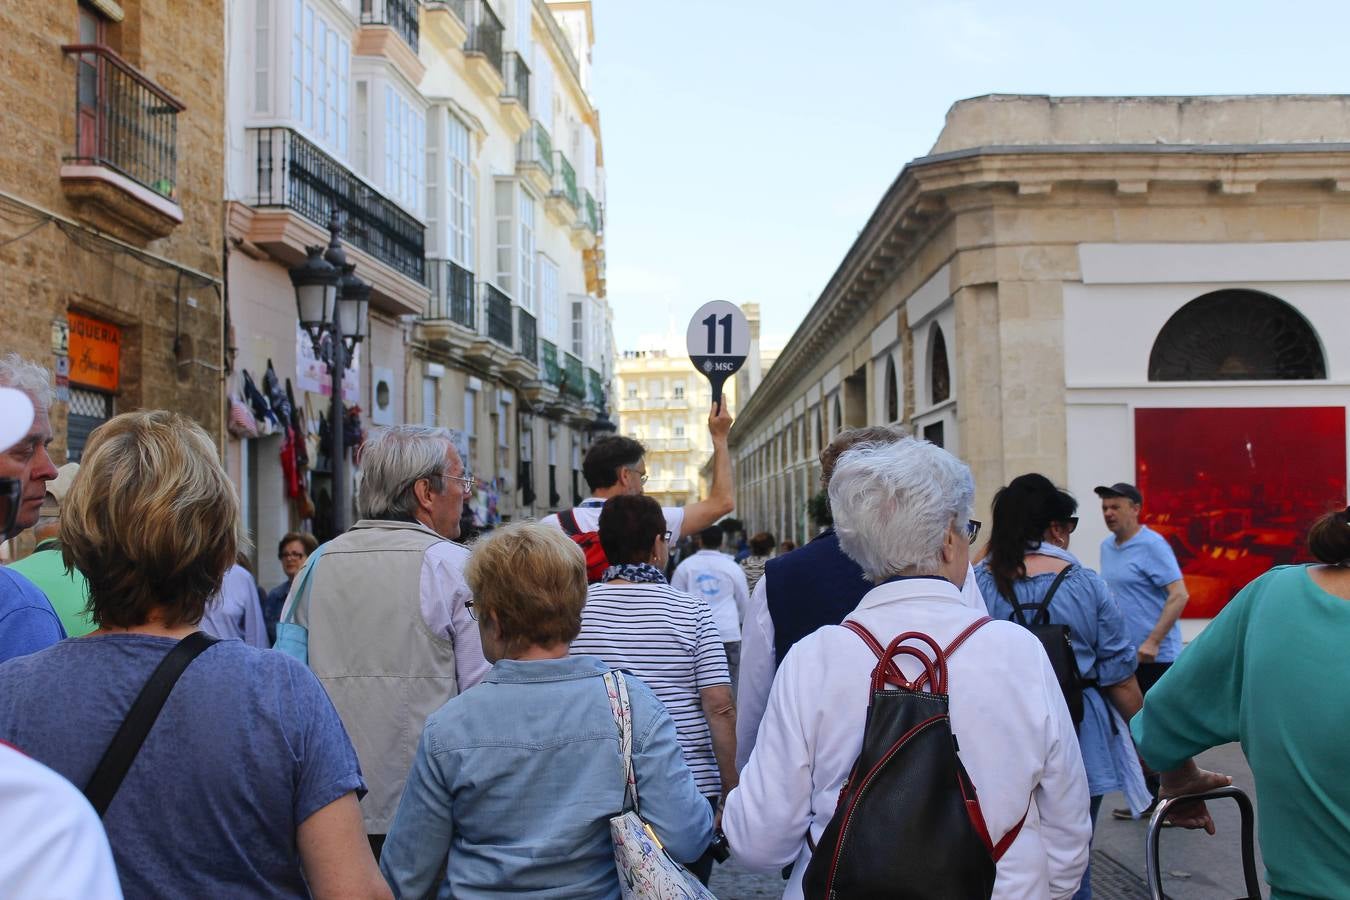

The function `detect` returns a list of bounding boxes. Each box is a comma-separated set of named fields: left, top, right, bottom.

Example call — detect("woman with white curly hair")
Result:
left=722, top=438, right=1097, bottom=898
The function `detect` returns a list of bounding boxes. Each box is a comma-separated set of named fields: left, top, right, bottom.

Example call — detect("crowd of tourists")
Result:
left=0, top=347, right=1347, bottom=900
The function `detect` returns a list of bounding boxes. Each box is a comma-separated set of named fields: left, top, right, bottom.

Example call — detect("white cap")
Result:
left=0, top=387, right=34, bottom=454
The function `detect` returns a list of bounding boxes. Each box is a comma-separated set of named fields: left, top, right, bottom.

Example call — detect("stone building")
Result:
left=224, top=0, right=613, bottom=584
left=732, top=95, right=1350, bottom=618
left=0, top=0, right=226, bottom=463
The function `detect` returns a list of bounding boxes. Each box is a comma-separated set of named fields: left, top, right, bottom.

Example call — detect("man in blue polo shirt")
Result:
left=1095, top=480, right=1188, bottom=819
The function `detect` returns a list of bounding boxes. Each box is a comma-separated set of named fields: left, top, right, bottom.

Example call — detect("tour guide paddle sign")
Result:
left=686, top=300, right=750, bottom=408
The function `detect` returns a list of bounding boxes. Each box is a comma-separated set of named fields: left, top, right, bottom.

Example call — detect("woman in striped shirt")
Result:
left=571, top=494, right=736, bottom=885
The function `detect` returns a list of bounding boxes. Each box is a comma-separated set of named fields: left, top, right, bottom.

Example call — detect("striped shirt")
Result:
left=572, top=582, right=730, bottom=797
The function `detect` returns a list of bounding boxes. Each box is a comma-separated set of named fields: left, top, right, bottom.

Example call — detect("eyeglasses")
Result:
left=464, top=598, right=477, bottom=621
left=965, top=519, right=982, bottom=545
left=440, top=471, right=476, bottom=492
left=1064, top=517, right=1079, bottom=533
left=659, top=530, right=672, bottom=542
left=280, top=551, right=306, bottom=560
left=625, top=466, right=648, bottom=485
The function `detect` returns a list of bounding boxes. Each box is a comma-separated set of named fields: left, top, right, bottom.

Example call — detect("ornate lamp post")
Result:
left=290, top=211, right=370, bottom=536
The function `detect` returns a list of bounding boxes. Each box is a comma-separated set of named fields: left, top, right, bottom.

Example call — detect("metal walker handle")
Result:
left=1145, top=785, right=1262, bottom=899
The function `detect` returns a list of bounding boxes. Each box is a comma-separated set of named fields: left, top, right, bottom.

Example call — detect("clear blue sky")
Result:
left=590, top=0, right=1350, bottom=350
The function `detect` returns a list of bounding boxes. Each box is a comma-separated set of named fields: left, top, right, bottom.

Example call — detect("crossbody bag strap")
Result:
left=84, top=631, right=219, bottom=817
left=558, top=509, right=581, bottom=536
left=603, top=670, right=639, bottom=814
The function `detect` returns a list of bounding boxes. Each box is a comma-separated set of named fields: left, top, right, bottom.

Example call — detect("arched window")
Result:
left=885, top=356, right=899, bottom=422
left=929, top=324, right=951, bottom=404
left=1149, top=290, right=1325, bottom=381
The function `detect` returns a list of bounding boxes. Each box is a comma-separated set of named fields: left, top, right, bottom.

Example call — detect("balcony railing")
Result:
left=517, top=120, right=554, bottom=175
left=360, top=0, right=420, bottom=52
left=540, top=340, right=562, bottom=386
left=62, top=44, right=185, bottom=200
left=426, top=259, right=475, bottom=328
left=516, top=306, right=537, bottom=363
left=502, top=51, right=530, bottom=109
left=464, top=0, right=504, bottom=76
left=582, top=189, right=600, bottom=234
left=552, top=151, right=578, bottom=208
left=427, top=0, right=466, bottom=22
left=587, top=368, right=605, bottom=407
left=483, top=282, right=513, bottom=346
left=562, top=351, right=585, bottom=400
left=249, top=127, right=426, bottom=284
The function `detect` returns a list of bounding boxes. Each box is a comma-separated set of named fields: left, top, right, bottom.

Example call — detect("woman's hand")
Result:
left=1158, top=761, right=1232, bottom=834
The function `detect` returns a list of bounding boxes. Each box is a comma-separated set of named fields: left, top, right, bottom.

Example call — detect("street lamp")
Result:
left=290, top=210, right=371, bottom=536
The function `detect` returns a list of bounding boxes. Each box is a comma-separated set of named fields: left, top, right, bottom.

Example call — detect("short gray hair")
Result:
left=829, top=439, right=975, bottom=582
left=0, top=353, right=54, bottom=413
left=357, top=424, right=457, bottom=521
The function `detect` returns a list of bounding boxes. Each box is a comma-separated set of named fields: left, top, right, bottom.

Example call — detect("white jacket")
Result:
left=723, top=577, right=1091, bottom=899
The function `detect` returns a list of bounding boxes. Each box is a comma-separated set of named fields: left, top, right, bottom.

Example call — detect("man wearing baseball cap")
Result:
left=9, top=463, right=93, bottom=637
left=1095, top=481, right=1189, bottom=819
left=0, top=354, right=66, bottom=663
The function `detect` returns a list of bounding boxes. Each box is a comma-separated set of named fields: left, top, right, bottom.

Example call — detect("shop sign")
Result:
left=296, top=324, right=359, bottom=404
left=68, top=312, right=121, bottom=391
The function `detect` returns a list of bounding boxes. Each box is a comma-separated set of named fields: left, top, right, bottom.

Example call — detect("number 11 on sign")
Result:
left=686, top=301, right=750, bottom=408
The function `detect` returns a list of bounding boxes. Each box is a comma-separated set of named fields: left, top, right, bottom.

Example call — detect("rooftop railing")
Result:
left=61, top=44, right=185, bottom=200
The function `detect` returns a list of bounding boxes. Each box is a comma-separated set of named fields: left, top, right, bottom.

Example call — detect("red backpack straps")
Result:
left=841, top=621, right=904, bottom=688
left=912, top=616, right=992, bottom=692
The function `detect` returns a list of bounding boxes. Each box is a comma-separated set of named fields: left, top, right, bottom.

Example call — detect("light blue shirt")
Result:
left=0, top=567, right=65, bottom=664
left=1098, top=526, right=1185, bottom=662
left=379, top=654, right=713, bottom=899
left=976, top=554, right=1138, bottom=797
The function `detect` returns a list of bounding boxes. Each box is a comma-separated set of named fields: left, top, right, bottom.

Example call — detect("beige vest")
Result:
left=298, top=518, right=459, bottom=833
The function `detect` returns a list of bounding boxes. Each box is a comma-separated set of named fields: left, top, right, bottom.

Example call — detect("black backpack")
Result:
left=802, top=617, right=1026, bottom=900
left=1000, top=566, right=1091, bottom=727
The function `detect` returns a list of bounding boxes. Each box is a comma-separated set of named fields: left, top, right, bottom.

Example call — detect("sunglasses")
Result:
left=965, top=519, right=982, bottom=545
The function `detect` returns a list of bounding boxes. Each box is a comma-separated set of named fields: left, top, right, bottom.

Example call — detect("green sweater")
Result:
left=1131, top=565, right=1350, bottom=900
left=7, top=539, right=95, bottom=637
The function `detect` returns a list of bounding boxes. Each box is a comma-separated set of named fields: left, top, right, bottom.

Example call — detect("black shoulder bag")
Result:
left=83, top=631, right=219, bottom=817
left=1003, top=566, right=1093, bottom=727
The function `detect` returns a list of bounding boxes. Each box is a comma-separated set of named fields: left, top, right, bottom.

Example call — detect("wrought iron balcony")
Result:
left=249, top=127, right=426, bottom=284
left=483, top=282, right=513, bottom=347
left=518, top=121, right=553, bottom=169
left=540, top=340, right=562, bottom=386
left=552, top=151, right=578, bottom=208
left=61, top=44, right=184, bottom=200
left=582, top=189, right=600, bottom=234
left=516, top=306, right=537, bottom=364
left=464, top=0, right=504, bottom=75
left=502, top=51, right=529, bottom=108
left=426, top=259, right=475, bottom=328
left=361, top=0, right=420, bottom=52
left=587, top=367, right=605, bottom=407
left=562, top=351, right=585, bottom=400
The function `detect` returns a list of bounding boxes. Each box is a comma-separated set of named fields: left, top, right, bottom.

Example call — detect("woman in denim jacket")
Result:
left=380, top=523, right=713, bottom=898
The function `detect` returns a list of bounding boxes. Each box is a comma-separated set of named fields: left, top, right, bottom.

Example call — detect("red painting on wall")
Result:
left=1134, top=407, right=1346, bottom=618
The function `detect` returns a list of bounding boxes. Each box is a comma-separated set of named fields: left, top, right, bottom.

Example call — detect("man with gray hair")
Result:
left=724, top=439, right=1091, bottom=897
left=0, top=354, right=65, bottom=662
left=278, top=424, right=489, bottom=855
left=735, top=425, right=987, bottom=768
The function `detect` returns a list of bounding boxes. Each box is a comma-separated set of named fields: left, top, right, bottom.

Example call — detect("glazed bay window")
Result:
left=384, top=85, right=425, bottom=215
left=291, top=0, right=349, bottom=157
left=492, top=180, right=534, bottom=311
left=448, top=114, right=474, bottom=268
left=517, top=189, right=535, bottom=313
left=538, top=255, right=559, bottom=343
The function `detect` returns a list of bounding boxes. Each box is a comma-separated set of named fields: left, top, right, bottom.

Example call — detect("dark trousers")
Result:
left=686, top=796, right=719, bottom=884
left=1136, top=661, right=1173, bottom=800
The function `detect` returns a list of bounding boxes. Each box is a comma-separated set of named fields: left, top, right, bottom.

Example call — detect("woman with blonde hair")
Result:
left=381, top=522, right=712, bottom=898
left=0, top=410, right=389, bottom=900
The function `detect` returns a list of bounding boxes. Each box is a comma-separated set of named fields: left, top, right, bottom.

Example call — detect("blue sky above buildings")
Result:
left=591, top=0, right=1350, bottom=350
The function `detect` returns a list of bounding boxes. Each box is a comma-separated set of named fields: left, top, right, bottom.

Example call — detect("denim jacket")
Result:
left=380, top=654, right=713, bottom=899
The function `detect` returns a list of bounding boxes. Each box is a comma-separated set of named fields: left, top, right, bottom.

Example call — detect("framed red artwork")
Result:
left=1134, top=407, right=1346, bottom=618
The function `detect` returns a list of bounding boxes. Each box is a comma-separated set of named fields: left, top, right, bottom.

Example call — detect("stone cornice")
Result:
left=730, top=142, right=1350, bottom=446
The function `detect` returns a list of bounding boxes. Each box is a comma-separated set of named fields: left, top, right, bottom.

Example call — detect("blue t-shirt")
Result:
left=1098, top=526, right=1185, bottom=662
left=0, top=567, right=66, bottom=664
left=0, top=634, right=364, bottom=899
